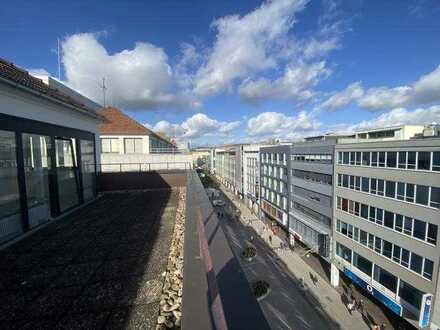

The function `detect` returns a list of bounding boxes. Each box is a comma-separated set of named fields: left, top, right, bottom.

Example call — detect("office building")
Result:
left=214, top=144, right=245, bottom=196
left=332, top=137, right=440, bottom=328
left=259, top=144, right=291, bottom=229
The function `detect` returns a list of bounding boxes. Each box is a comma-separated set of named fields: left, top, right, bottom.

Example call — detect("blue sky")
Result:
left=2, top=0, right=440, bottom=146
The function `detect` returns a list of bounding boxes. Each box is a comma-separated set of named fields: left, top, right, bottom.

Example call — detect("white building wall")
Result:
left=100, top=153, right=192, bottom=171
left=0, top=83, right=101, bottom=159
left=100, top=134, right=150, bottom=154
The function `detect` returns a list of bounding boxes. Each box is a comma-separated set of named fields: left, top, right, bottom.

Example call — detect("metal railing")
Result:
left=98, top=162, right=192, bottom=172
left=150, top=148, right=189, bottom=154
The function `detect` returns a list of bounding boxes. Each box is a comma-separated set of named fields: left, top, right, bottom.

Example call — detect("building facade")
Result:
left=259, top=145, right=291, bottom=229
left=242, top=144, right=267, bottom=214
left=0, top=58, right=101, bottom=244
left=332, top=138, right=440, bottom=328
left=214, top=145, right=244, bottom=196
left=289, top=140, right=335, bottom=259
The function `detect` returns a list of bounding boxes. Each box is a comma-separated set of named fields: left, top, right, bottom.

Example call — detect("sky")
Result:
left=2, top=0, right=440, bottom=146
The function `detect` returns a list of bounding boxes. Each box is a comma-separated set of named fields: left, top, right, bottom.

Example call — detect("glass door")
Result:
left=22, top=133, right=52, bottom=229
left=0, top=130, right=22, bottom=243
left=55, top=138, right=80, bottom=212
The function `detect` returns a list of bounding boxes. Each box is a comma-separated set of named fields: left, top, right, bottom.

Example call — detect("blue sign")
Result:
left=419, top=293, right=433, bottom=328
left=344, top=268, right=402, bottom=316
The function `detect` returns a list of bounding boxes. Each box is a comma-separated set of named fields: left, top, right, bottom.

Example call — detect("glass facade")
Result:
left=0, top=114, right=97, bottom=244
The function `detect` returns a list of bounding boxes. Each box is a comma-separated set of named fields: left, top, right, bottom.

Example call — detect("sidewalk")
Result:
left=218, top=185, right=371, bottom=330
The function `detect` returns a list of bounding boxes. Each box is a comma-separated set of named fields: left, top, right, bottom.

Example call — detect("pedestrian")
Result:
left=380, top=323, right=386, bottom=330
left=269, top=235, right=272, bottom=246
left=357, top=299, right=364, bottom=314
left=250, top=235, right=254, bottom=242
left=347, top=300, right=354, bottom=314
left=351, top=298, right=356, bottom=312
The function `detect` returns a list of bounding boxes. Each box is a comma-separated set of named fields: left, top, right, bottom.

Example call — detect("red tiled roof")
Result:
left=0, top=58, right=102, bottom=119
left=98, top=107, right=174, bottom=145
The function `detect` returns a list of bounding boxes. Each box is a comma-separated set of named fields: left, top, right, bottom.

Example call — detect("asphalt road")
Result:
left=216, top=196, right=339, bottom=330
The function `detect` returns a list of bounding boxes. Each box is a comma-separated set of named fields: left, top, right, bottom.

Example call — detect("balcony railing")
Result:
left=98, top=162, right=192, bottom=172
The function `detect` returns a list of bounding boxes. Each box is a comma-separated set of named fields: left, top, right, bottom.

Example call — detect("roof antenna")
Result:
left=100, top=77, right=107, bottom=107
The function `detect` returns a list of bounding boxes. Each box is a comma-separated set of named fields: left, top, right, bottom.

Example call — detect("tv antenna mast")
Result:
left=100, top=77, right=107, bottom=107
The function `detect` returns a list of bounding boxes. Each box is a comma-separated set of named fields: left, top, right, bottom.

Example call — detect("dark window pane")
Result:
left=369, top=207, right=376, bottom=222
left=362, top=152, right=370, bottom=166
left=416, top=185, right=429, bottom=205
left=433, top=152, right=440, bottom=171
left=362, top=177, right=369, bottom=192
left=387, top=152, right=397, bottom=168
left=407, top=152, right=416, bottom=169
left=343, top=174, right=349, bottom=188
left=427, top=224, right=437, bottom=245
left=343, top=152, right=349, bottom=164
left=384, top=211, right=394, bottom=228
left=406, top=184, right=415, bottom=202
left=397, top=182, right=405, bottom=200
left=374, top=265, right=397, bottom=293
left=379, top=152, right=386, bottom=167
left=413, top=219, right=426, bottom=240
left=356, top=152, right=362, bottom=165
left=399, top=281, right=422, bottom=309
left=404, top=217, right=413, bottom=235
left=423, top=259, right=434, bottom=280
left=395, top=214, right=403, bottom=232
left=350, top=152, right=355, bottom=165
left=393, top=245, right=401, bottom=262
left=376, top=208, right=383, bottom=225
left=375, top=237, right=382, bottom=253
left=417, top=152, right=430, bottom=170
left=410, top=253, right=423, bottom=274
left=386, top=181, right=396, bottom=198
left=398, top=151, right=407, bottom=169
left=355, top=176, right=361, bottom=190
left=361, top=204, right=368, bottom=219
left=360, top=230, right=368, bottom=245
left=377, top=180, right=384, bottom=196
left=401, top=249, right=410, bottom=267
left=353, top=253, right=372, bottom=276
left=336, top=243, right=352, bottom=263
left=430, top=187, right=440, bottom=209
left=371, top=152, right=378, bottom=166
left=370, top=178, right=377, bottom=194
left=383, top=241, right=392, bottom=258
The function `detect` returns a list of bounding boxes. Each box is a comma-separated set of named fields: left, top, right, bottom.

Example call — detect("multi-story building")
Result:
left=214, top=144, right=245, bottom=196
left=243, top=144, right=269, bottom=214
left=289, top=139, right=336, bottom=259
left=259, top=145, right=291, bottom=229
left=332, top=137, right=440, bottom=328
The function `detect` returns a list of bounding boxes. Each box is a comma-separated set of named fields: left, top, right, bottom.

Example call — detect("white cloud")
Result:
left=247, top=111, right=320, bottom=139
left=62, top=32, right=199, bottom=110
left=345, top=105, right=440, bottom=132
left=322, top=65, right=440, bottom=111
left=239, top=61, right=330, bottom=103
left=320, top=81, right=364, bottom=110
left=193, top=0, right=309, bottom=96
left=150, top=113, right=241, bottom=140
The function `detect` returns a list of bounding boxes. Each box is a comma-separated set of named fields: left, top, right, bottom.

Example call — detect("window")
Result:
left=401, top=249, right=410, bottom=268
left=354, top=202, right=360, bottom=216
left=362, top=152, right=370, bottom=166
left=399, top=281, right=423, bottom=309
left=374, top=237, right=382, bottom=253
left=350, top=152, right=355, bottom=165
left=407, top=152, right=416, bottom=169
left=406, top=184, right=415, bottom=202
left=398, top=152, right=407, bottom=169
left=413, top=219, right=426, bottom=240
left=370, top=178, right=377, bottom=194
left=393, top=245, right=401, bottom=263
left=404, top=217, right=413, bottom=235
left=101, top=138, right=119, bottom=153
left=397, top=182, right=405, bottom=200
left=416, top=185, right=429, bottom=205
left=349, top=175, right=355, bottom=189
left=395, top=214, right=403, bottom=232
left=387, top=152, right=397, bottom=168
left=368, top=234, right=374, bottom=249
left=354, top=227, right=359, bottom=241
left=361, top=204, right=368, bottom=219
left=374, top=265, right=397, bottom=293
left=124, top=138, right=143, bottom=154
left=355, top=176, right=361, bottom=190
left=343, top=152, right=349, bottom=164
left=353, top=252, right=372, bottom=276
left=371, top=152, right=378, bottom=167
left=378, top=152, right=386, bottom=167
left=410, top=253, right=423, bottom=274
left=427, top=224, right=437, bottom=245
left=338, top=152, right=343, bottom=164
left=423, top=259, right=434, bottom=280
left=336, top=242, right=352, bottom=263
left=430, top=187, right=440, bottom=208
left=384, top=211, right=394, bottom=229
left=377, top=179, right=384, bottom=196
left=376, top=208, right=383, bottom=225
left=348, top=224, right=353, bottom=238
left=361, top=177, right=369, bottom=192
left=433, top=152, right=440, bottom=171
left=369, top=207, right=376, bottom=222
left=385, top=181, right=395, bottom=198
left=343, top=174, right=349, bottom=188
left=360, top=230, right=368, bottom=245
left=341, top=198, right=348, bottom=212
left=355, top=152, right=361, bottom=165
left=383, top=240, right=392, bottom=259
left=336, top=219, right=341, bottom=232
left=417, top=152, right=430, bottom=170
